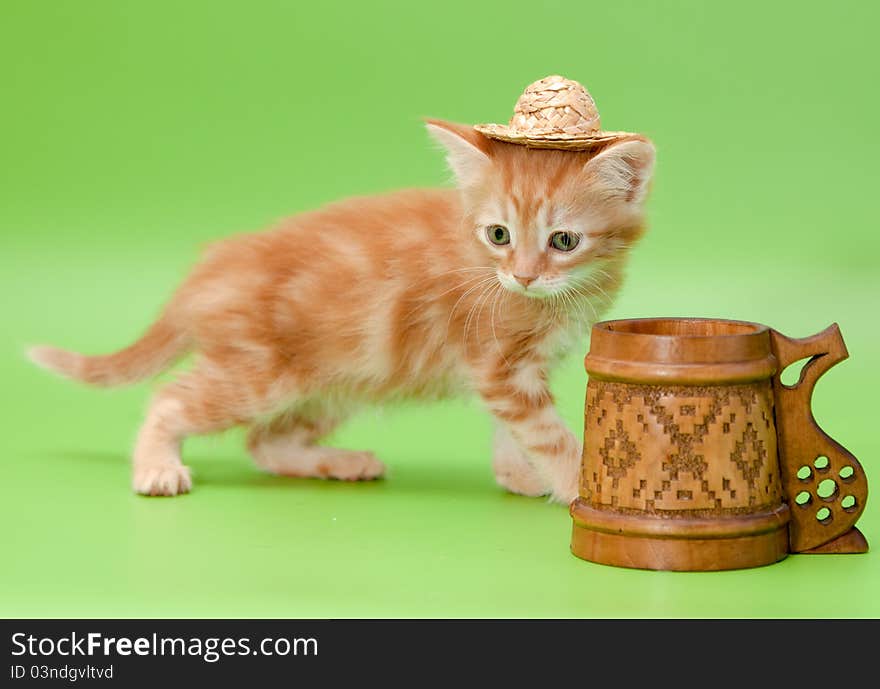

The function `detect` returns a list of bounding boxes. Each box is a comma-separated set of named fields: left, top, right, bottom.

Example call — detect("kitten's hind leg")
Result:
left=132, top=394, right=194, bottom=497
left=246, top=407, right=385, bottom=481
left=132, top=364, right=289, bottom=496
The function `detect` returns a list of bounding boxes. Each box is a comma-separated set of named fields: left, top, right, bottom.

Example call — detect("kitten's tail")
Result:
left=26, top=311, right=189, bottom=387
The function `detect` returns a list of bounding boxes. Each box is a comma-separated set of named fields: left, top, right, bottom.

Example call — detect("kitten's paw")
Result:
left=547, top=446, right=582, bottom=506
left=257, top=448, right=386, bottom=481
left=549, top=484, right=579, bottom=506
left=549, top=467, right=580, bottom=506
left=132, top=463, right=192, bottom=496
left=315, top=451, right=386, bottom=481
left=492, top=431, right=548, bottom=497
left=494, top=466, right=548, bottom=497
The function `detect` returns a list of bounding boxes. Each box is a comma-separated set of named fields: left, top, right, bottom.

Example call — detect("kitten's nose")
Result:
left=514, top=274, right=537, bottom=288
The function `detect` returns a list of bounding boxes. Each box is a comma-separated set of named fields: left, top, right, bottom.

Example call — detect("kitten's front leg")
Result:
left=477, top=370, right=582, bottom=505
left=492, top=423, right=548, bottom=497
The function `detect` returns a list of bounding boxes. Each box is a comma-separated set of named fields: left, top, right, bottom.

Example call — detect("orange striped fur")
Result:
left=28, top=119, right=655, bottom=501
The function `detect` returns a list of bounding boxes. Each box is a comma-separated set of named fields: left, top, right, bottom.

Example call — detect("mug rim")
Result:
left=586, top=316, right=776, bottom=385
left=595, top=316, right=768, bottom=339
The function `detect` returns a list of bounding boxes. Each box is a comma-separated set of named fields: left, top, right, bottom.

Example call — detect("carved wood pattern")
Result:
left=581, top=380, right=782, bottom=517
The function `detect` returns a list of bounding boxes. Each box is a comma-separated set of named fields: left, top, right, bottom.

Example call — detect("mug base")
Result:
left=570, top=499, right=791, bottom=572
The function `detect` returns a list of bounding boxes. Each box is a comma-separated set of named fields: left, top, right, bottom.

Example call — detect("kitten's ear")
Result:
left=583, top=137, right=656, bottom=206
left=425, top=118, right=492, bottom=188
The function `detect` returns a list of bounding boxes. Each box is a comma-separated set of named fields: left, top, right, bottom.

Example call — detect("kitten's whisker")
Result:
left=431, top=271, right=493, bottom=302
left=571, top=275, right=613, bottom=305
left=567, top=284, right=599, bottom=321
left=464, top=281, right=496, bottom=351
left=447, top=276, right=497, bottom=352
left=403, top=272, right=492, bottom=321
left=432, top=266, right=496, bottom=276
left=562, top=289, right=587, bottom=324
left=474, top=282, right=500, bottom=345
left=443, top=275, right=497, bottom=334
left=489, top=284, right=511, bottom=370
left=462, top=290, right=484, bottom=353
left=580, top=275, right=613, bottom=304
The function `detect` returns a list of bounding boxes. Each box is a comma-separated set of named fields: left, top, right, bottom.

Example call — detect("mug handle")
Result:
left=769, top=324, right=868, bottom=553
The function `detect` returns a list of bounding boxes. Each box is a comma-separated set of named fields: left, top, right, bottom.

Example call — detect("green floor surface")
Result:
left=3, top=251, right=878, bottom=617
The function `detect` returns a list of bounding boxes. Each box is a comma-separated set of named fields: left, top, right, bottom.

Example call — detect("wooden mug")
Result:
left=570, top=317, right=868, bottom=571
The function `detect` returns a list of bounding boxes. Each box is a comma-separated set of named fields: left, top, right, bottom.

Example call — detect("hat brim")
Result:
left=474, top=123, right=635, bottom=150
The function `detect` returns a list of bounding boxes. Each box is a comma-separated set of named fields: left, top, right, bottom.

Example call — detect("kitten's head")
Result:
left=426, top=119, right=655, bottom=299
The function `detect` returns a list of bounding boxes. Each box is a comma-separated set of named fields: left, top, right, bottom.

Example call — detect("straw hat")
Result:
left=474, top=75, right=632, bottom=150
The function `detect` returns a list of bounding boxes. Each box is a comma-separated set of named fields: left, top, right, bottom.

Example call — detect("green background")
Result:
left=2, top=1, right=878, bottom=617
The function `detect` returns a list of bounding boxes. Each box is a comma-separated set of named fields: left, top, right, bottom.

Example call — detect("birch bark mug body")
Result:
left=569, top=318, right=868, bottom=571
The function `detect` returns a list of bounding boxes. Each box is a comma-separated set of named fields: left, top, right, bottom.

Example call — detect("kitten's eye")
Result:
left=549, top=231, right=580, bottom=252
left=486, top=225, right=511, bottom=246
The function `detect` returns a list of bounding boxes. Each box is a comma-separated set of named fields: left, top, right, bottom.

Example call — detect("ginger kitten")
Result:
left=29, top=119, right=655, bottom=503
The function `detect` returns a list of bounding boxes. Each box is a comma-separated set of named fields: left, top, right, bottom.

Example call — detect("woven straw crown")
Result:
left=474, top=75, right=632, bottom=150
